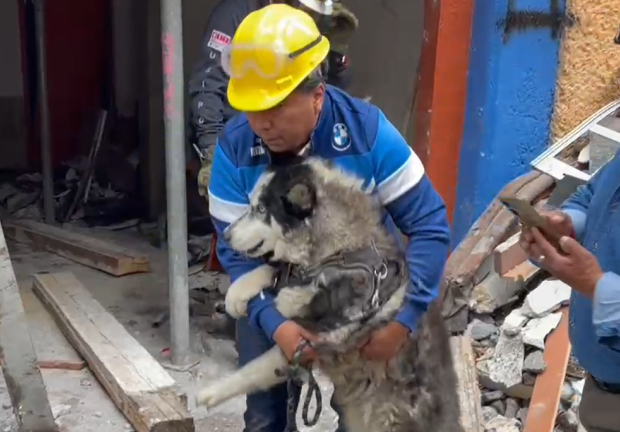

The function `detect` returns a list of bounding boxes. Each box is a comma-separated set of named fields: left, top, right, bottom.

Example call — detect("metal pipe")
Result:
left=33, top=0, right=55, bottom=224
left=160, top=0, right=191, bottom=365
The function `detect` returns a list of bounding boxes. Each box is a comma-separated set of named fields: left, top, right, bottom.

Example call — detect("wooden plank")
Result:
left=4, top=220, right=149, bottom=276
left=523, top=308, right=571, bottom=432
left=450, top=336, right=484, bottom=432
left=32, top=272, right=194, bottom=432
left=0, top=222, right=57, bottom=431
left=493, top=233, right=527, bottom=275
left=21, top=287, right=87, bottom=371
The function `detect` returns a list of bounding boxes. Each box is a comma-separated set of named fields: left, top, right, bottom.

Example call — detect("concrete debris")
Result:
left=523, top=351, right=546, bottom=374
left=487, top=330, right=525, bottom=389
left=490, top=399, right=506, bottom=416
left=471, top=261, right=540, bottom=314
left=516, top=407, right=528, bottom=424
left=482, top=406, right=500, bottom=423
left=561, top=382, right=579, bottom=405
left=469, top=319, right=499, bottom=341
left=503, top=308, right=529, bottom=331
left=504, top=398, right=520, bottom=419
left=571, top=379, right=585, bottom=395
left=484, top=415, right=521, bottom=432
left=470, top=268, right=583, bottom=428
left=556, top=409, right=579, bottom=432
left=525, top=279, right=572, bottom=317
left=482, top=390, right=505, bottom=404
left=523, top=312, right=562, bottom=350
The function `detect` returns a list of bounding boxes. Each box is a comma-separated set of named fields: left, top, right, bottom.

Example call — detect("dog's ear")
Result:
left=281, top=182, right=315, bottom=219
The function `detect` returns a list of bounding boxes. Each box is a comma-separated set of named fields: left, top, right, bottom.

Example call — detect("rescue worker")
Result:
left=207, top=5, right=451, bottom=431
left=520, top=150, right=620, bottom=432
left=188, top=0, right=358, bottom=178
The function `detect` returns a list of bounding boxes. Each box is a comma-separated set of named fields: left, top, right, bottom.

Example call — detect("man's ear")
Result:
left=313, top=84, right=325, bottom=113
left=281, top=182, right=315, bottom=219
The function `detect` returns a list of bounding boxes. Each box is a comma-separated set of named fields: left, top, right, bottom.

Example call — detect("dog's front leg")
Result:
left=274, top=285, right=318, bottom=318
left=225, top=264, right=277, bottom=318
left=196, top=345, right=288, bottom=408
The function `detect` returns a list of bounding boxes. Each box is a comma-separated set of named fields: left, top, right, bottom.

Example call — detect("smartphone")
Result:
left=499, top=196, right=563, bottom=248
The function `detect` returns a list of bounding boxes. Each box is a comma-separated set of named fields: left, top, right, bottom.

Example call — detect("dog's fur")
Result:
left=197, top=158, right=463, bottom=432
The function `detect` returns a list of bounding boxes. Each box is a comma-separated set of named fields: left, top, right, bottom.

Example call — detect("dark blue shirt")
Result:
left=561, top=150, right=620, bottom=384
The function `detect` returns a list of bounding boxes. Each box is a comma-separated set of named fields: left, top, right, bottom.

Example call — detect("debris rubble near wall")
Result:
left=467, top=233, right=585, bottom=432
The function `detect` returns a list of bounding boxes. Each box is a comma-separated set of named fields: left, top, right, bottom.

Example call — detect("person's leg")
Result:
left=236, top=317, right=300, bottom=432
left=579, top=375, right=620, bottom=432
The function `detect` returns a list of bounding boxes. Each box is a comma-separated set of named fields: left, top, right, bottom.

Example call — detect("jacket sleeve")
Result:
left=188, top=3, right=243, bottom=150
left=593, top=272, right=620, bottom=351
left=561, top=149, right=620, bottom=240
left=208, top=143, right=287, bottom=338
left=369, top=111, right=451, bottom=333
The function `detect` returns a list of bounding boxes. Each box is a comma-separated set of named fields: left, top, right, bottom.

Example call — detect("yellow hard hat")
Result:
left=223, top=3, right=330, bottom=112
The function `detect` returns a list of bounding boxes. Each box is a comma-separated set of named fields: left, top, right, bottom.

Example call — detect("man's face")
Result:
left=246, top=86, right=324, bottom=153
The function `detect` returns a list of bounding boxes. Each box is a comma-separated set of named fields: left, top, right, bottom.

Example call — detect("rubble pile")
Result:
left=0, top=151, right=141, bottom=227
left=467, top=234, right=586, bottom=432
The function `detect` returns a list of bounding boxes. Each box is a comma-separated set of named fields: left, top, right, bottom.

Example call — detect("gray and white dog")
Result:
left=197, top=158, right=463, bottom=432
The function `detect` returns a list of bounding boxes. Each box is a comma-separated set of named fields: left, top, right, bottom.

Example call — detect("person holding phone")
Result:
left=519, top=150, right=620, bottom=432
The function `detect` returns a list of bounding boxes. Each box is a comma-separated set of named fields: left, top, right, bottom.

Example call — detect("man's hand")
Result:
left=359, top=321, right=409, bottom=362
left=529, top=228, right=603, bottom=298
left=272, top=321, right=319, bottom=363
left=519, top=210, right=574, bottom=258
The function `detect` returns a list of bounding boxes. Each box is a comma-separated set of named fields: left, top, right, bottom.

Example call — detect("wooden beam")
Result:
left=0, top=222, right=57, bottom=432
left=523, top=307, right=571, bottom=432
left=4, top=220, right=149, bottom=276
left=450, top=336, right=484, bottom=432
left=32, top=272, right=195, bottom=432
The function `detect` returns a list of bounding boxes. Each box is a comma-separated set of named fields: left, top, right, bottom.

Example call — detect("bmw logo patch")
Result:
left=332, top=123, right=351, bottom=151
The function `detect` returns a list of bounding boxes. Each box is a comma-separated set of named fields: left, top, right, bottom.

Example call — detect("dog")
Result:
left=197, top=158, right=463, bottom=432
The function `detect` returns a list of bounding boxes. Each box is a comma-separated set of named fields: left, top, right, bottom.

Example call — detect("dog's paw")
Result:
left=225, top=265, right=276, bottom=318
left=275, top=286, right=317, bottom=319
left=196, top=382, right=229, bottom=409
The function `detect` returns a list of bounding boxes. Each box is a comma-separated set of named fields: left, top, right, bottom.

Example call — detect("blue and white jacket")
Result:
left=561, top=150, right=620, bottom=384
left=208, top=86, right=451, bottom=340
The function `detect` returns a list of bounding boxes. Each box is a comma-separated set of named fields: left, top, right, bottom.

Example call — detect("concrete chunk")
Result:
left=487, top=330, right=525, bottom=388
left=484, top=415, right=521, bottom=432
left=523, top=351, right=546, bottom=374
left=469, top=319, right=499, bottom=341
left=523, top=312, right=562, bottom=349
left=525, top=279, right=571, bottom=317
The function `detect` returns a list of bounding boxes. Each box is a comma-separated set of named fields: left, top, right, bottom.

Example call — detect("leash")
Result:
left=277, top=339, right=323, bottom=432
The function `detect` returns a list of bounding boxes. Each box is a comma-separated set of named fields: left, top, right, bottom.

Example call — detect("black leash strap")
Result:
left=278, top=339, right=323, bottom=432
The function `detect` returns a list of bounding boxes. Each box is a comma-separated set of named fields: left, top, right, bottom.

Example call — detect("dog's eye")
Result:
left=256, top=204, right=266, bottom=213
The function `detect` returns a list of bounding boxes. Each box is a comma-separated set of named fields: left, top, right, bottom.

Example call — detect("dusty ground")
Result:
left=0, top=225, right=338, bottom=432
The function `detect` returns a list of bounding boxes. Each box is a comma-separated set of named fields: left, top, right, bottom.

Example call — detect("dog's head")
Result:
left=223, top=162, right=318, bottom=261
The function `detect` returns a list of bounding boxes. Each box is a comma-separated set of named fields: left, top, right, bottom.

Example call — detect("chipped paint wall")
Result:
left=452, top=0, right=566, bottom=246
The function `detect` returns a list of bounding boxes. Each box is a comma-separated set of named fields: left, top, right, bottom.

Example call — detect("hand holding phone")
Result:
left=498, top=196, right=565, bottom=250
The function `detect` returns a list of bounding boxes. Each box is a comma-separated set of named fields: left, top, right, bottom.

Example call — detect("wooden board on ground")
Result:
left=4, top=220, right=149, bottom=277
left=21, top=287, right=86, bottom=371
left=32, top=272, right=195, bottom=432
left=0, top=222, right=58, bottom=431
left=523, top=308, right=571, bottom=432
left=450, top=336, right=484, bottom=432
